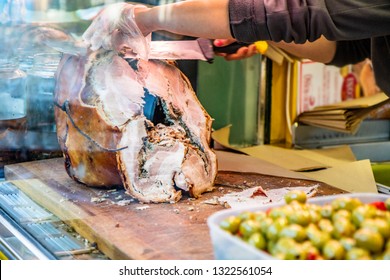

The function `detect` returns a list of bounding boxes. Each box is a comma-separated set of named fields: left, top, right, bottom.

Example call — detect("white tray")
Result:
left=207, top=193, right=389, bottom=260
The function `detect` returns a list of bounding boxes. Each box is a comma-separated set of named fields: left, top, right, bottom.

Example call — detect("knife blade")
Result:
left=124, top=38, right=215, bottom=62
left=45, top=38, right=215, bottom=62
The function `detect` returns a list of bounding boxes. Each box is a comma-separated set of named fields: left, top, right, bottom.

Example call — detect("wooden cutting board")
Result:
left=4, top=151, right=345, bottom=260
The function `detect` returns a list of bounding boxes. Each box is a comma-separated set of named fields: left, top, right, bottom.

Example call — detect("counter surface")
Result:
left=4, top=153, right=345, bottom=260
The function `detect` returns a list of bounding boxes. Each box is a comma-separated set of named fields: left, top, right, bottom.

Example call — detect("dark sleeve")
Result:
left=228, top=0, right=390, bottom=43
left=328, top=39, right=371, bottom=67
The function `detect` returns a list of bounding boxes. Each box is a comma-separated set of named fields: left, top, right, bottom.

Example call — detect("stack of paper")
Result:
left=296, top=92, right=389, bottom=133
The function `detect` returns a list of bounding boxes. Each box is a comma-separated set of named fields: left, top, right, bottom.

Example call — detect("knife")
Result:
left=45, top=38, right=261, bottom=63
left=46, top=38, right=294, bottom=67
left=45, top=38, right=216, bottom=62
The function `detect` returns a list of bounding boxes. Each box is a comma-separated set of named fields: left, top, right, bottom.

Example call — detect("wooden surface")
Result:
left=4, top=153, right=346, bottom=260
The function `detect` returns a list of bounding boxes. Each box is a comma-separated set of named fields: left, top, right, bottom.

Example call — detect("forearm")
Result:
left=135, top=0, right=232, bottom=39
left=270, top=37, right=337, bottom=64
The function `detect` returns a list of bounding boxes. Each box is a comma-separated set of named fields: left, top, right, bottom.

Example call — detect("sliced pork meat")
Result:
left=54, top=50, right=217, bottom=203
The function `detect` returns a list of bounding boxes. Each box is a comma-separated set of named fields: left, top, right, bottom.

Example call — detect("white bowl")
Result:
left=207, top=193, right=390, bottom=260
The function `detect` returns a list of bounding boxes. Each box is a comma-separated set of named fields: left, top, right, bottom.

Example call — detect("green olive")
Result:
left=289, top=200, right=306, bottom=210
left=273, top=237, right=304, bottom=260
left=220, top=216, right=241, bottom=234
left=383, top=249, right=390, bottom=260
left=288, top=209, right=311, bottom=226
left=351, top=205, right=377, bottom=227
left=260, top=217, right=273, bottom=236
left=266, top=217, right=288, bottom=241
left=320, top=205, right=334, bottom=219
left=238, top=211, right=256, bottom=221
left=331, top=197, right=362, bottom=211
left=253, top=211, right=267, bottom=222
left=340, top=237, right=356, bottom=251
left=332, top=217, right=355, bottom=239
left=318, top=219, right=334, bottom=234
left=279, top=224, right=307, bottom=242
left=239, top=219, right=262, bottom=239
left=268, top=206, right=292, bottom=220
left=374, top=209, right=388, bottom=222
left=309, top=209, right=322, bottom=224
left=282, top=204, right=296, bottom=215
left=247, top=232, right=266, bottom=250
left=361, top=218, right=390, bottom=239
left=350, top=198, right=364, bottom=210
left=385, top=198, right=390, bottom=211
left=284, top=190, right=307, bottom=204
left=267, top=240, right=277, bottom=255
left=353, top=228, right=384, bottom=253
left=386, top=239, right=390, bottom=250
left=307, top=224, right=331, bottom=250
left=332, top=209, right=352, bottom=222
left=306, top=223, right=319, bottom=232
left=345, top=247, right=371, bottom=260
left=307, top=203, right=322, bottom=212
left=384, top=211, right=390, bottom=225
left=322, top=240, right=345, bottom=260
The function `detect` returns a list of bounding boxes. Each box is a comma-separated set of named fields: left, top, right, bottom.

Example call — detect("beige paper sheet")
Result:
left=212, top=126, right=378, bottom=193
left=300, top=160, right=378, bottom=193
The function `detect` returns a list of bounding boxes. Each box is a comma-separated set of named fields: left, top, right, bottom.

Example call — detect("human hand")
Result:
left=213, top=39, right=258, bottom=61
left=82, top=3, right=151, bottom=60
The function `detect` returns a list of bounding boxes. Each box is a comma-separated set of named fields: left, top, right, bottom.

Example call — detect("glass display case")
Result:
left=0, top=0, right=121, bottom=260
left=0, top=0, right=228, bottom=261
left=1, top=1, right=389, bottom=262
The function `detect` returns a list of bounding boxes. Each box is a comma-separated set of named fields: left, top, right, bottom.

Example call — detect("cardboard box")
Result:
left=296, top=60, right=359, bottom=115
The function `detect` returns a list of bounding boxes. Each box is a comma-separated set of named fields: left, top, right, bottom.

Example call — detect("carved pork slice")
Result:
left=54, top=50, right=217, bottom=203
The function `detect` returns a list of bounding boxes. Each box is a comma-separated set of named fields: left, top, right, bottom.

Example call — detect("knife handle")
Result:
left=213, top=41, right=251, bottom=54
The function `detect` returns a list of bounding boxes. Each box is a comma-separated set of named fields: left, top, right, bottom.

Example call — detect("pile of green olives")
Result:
left=219, top=191, right=390, bottom=260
